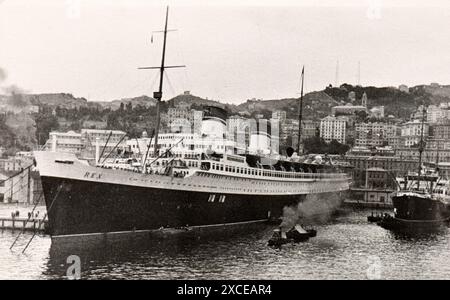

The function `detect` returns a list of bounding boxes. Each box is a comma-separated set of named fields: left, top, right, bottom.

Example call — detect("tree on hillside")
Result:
left=356, top=110, right=368, bottom=122
left=0, top=115, right=17, bottom=150
left=35, top=112, right=59, bottom=145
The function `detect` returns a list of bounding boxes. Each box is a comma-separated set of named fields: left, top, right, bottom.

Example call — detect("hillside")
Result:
left=323, top=83, right=450, bottom=119
left=24, top=93, right=88, bottom=108
left=2, top=93, right=157, bottom=111
left=94, top=95, right=157, bottom=110
left=2, top=82, right=450, bottom=154
left=421, top=84, right=450, bottom=100
left=236, top=91, right=339, bottom=119
left=168, top=93, right=228, bottom=109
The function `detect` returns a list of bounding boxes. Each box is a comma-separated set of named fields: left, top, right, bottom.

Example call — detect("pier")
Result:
left=0, top=217, right=47, bottom=233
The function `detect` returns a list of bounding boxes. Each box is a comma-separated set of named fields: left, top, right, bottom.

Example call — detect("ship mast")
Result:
left=417, top=105, right=426, bottom=190
left=139, top=6, right=185, bottom=156
left=297, top=66, right=305, bottom=155
left=152, top=6, right=169, bottom=157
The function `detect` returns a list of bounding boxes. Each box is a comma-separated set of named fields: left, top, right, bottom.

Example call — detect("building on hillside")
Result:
left=275, top=118, right=318, bottom=149
left=331, top=104, right=367, bottom=117
left=410, top=105, right=427, bottom=120
left=396, top=147, right=450, bottom=163
left=192, top=110, right=204, bottom=135
left=44, top=131, right=83, bottom=154
left=398, top=84, right=409, bottom=93
left=301, top=120, right=319, bottom=141
left=320, top=116, right=347, bottom=144
left=80, top=129, right=127, bottom=160
left=430, top=121, right=450, bottom=140
left=227, top=115, right=250, bottom=148
left=82, top=120, right=108, bottom=129
left=338, top=154, right=418, bottom=188
left=430, top=82, right=440, bottom=88
left=355, top=122, right=397, bottom=148
left=0, top=157, right=29, bottom=172
left=400, top=119, right=429, bottom=137
left=166, top=101, right=203, bottom=134
left=45, top=129, right=127, bottom=159
left=167, top=101, right=192, bottom=125
left=427, top=105, right=447, bottom=123
left=272, top=110, right=287, bottom=122
left=369, top=106, right=384, bottom=119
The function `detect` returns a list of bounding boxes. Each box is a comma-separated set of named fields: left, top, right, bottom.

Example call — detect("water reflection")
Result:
left=44, top=225, right=273, bottom=279
left=3, top=208, right=450, bottom=279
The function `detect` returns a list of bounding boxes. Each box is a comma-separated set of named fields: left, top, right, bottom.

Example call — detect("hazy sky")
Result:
left=1, top=0, right=450, bottom=104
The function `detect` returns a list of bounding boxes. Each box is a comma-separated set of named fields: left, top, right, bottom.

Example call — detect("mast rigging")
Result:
left=417, top=105, right=426, bottom=190
left=138, top=6, right=185, bottom=156
left=297, top=66, right=305, bottom=155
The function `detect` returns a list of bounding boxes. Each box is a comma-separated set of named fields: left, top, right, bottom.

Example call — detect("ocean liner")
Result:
left=378, top=107, right=450, bottom=231
left=33, top=7, right=350, bottom=238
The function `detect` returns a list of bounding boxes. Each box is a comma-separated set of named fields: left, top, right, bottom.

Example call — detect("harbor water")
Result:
left=1, top=204, right=450, bottom=279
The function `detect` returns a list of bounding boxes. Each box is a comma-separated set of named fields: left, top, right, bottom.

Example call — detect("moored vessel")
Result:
left=33, top=6, right=350, bottom=239
left=377, top=107, right=450, bottom=232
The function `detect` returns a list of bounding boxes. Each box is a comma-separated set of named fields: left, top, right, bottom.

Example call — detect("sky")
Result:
left=1, top=0, right=450, bottom=104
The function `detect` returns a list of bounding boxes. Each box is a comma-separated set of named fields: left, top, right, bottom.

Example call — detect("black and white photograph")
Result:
left=1, top=0, right=450, bottom=283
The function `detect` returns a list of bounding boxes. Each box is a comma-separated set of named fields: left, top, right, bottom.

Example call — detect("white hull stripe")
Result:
left=34, top=151, right=350, bottom=196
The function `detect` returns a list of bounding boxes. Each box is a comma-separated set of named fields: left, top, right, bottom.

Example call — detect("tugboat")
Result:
left=377, top=107, right=450, bottom=232
left=268, top=225, right=316, bottom=246
left=268, top=228, right=291, bottom=247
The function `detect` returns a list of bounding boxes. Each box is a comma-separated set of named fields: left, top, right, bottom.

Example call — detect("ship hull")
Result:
left=41, top=175, right=313, bottom=237
left=34, top=151, right=349, bottom=238
left=378, top=194, right=450, bottom=232
left=377, top=217, right=449, bottom=232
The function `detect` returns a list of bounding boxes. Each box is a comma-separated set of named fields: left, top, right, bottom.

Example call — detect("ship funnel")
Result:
left=201, top=106, right=227, bottom=139
left=249, top=119, right=272, bottom=155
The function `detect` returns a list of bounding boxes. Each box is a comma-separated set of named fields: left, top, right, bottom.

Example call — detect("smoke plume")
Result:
left=4, top=84, right=29, bottom=107
left=0, top=67, right=30, bottom=107
left=280, top=193, right=342, bottom=230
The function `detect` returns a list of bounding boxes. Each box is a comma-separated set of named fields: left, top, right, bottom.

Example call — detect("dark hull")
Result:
left=378, top=194, right=450, bottom=233
left=41, top=176, right=337, bottom=237
left=377, top=217, right=449, bottom=232
left=392, top=194, right=450, bottom=221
